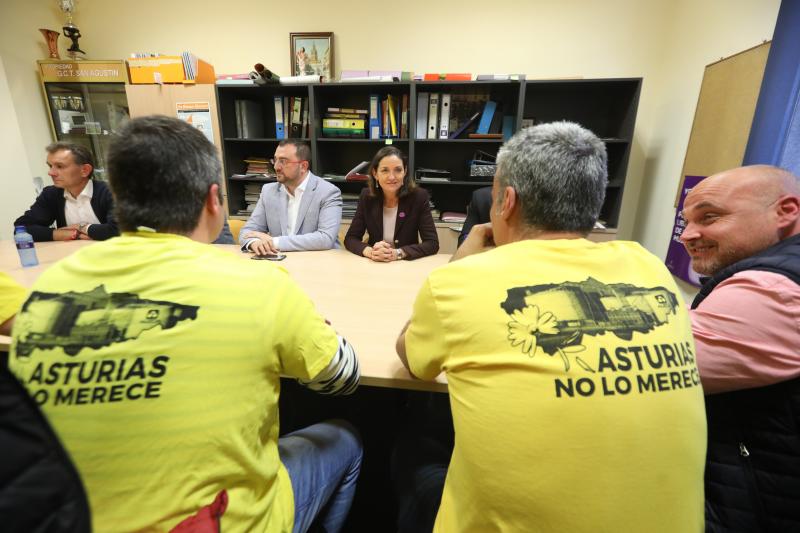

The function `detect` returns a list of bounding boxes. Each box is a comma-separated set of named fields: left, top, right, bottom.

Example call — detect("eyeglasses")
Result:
left=270, top=158, right=303, bottom=167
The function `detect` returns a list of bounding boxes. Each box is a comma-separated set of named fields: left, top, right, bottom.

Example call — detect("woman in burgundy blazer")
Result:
left=344, top=146, right=439, bottom=261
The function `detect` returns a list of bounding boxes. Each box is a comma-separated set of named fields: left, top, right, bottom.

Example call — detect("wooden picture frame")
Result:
left=290, top=32, right=334, bottom=81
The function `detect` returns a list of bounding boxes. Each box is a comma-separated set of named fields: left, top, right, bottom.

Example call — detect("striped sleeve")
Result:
left=297, top=335, right=360, bottom=395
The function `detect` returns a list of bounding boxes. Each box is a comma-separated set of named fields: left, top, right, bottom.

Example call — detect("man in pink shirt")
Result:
left=680, top=164, right=800, bottom=532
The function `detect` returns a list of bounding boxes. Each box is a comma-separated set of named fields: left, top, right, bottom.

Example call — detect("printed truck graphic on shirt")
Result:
left=501, top=277, right=678, bottom=371
left=15, top=285, right=199, bottom=357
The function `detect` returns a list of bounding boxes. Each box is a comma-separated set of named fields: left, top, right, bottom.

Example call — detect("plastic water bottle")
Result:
left=14, top=225, right=39, bottom=267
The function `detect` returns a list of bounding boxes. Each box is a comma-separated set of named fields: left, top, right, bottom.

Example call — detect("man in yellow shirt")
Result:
left=10, top=116, right=361, bottom=532
left=396, top=121, right=706, bottom=532
left=0, top=272, right=26, bottom=336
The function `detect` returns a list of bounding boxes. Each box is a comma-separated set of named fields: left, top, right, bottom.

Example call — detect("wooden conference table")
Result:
left=0, top=240, right=450, bottom=392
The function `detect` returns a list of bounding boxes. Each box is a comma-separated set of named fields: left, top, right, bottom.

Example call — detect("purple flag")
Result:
left=665, top=175, right=706, bottom=286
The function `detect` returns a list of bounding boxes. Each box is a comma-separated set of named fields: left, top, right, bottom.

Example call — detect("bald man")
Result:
left=680, top=165, right=800, bottom=533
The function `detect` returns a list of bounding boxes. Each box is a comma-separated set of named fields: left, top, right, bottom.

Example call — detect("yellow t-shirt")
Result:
left=406, top=239, right=706, bottom=533
left=9, top=232, right=338, bottom=533
left=0, top=271, right=27, bottom=327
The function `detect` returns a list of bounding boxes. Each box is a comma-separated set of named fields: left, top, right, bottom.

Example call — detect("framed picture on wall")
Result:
left=290, top=32, right=334, bottom=81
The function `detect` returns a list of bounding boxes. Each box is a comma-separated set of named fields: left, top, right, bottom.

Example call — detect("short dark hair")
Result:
left=366, top=146, right=415, bottom=198
left=277, top=139, right=311, bottom=163
left=46, top=141, right=94, bottom=178
left=107, top=115, right=222, bottom=234
left=495, top=121, right=608, bottom=234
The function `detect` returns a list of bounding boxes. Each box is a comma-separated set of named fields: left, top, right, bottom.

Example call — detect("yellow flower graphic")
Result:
left=507, top=304, right=559, bottom=357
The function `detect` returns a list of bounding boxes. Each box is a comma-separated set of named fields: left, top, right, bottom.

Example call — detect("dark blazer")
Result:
left=458, top=186, right=492, bottom=246
left=14, top=180, right=118, bottom=242
left=345, top=187, right=439, bottom=260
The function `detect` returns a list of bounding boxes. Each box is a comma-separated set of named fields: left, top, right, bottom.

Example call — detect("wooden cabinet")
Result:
left=125, top=83, right=229, bottom=211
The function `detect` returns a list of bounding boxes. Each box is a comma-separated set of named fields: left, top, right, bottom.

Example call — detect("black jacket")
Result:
left=694, top=234, right=800, bottom=533
left=458, top=186, right=492, bottom=246
left=0, top=362, right=90, bottom=532
left=14, top=180, right=118, bottom=241
left=344, top=187, right=439, bottom=260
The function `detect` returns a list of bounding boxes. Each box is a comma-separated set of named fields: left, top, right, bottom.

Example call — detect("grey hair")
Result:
left=495, top=121, right=608, bottom=233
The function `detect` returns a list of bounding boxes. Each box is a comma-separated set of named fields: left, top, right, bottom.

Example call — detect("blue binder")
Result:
left=273, top=96, right=285, bottom=139
left=476, top=101, right=497, bottom=134
left=369, top=94, right=381, bottom=139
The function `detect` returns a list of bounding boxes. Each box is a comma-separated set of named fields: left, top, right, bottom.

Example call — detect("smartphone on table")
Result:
left=251, top=253, right=286, bottom=261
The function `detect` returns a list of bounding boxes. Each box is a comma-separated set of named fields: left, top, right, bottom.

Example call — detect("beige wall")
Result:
left=0, top=56, right=36, bottom=240
left=0, top=0, right=781, bottom=263
left=0, top=2, right=64, bottom=239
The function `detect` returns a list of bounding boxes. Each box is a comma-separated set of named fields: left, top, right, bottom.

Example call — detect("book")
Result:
left=216, top=79, right=255, bottom=86
left=488, top=103, right=504, bottom=134
left=467, top=133, right=503, bottom=139
left=339, top=75, right=398, bottom=82
left=449, top=111, right=481, bottom=139
left=326, top=112, right=369, bottom=119
left=302, top=102, right=309, bottom=137
left=502, top=115, right=514, bottom=140
left=449, top=92, right=489, bottom=134
left=323, top=127, right=366, bottom=138
left=339, top=70, right=369, bottom=78
left=369, top=70, right=413, bottom=81
left=387, top=94, right=398, bottom=137
left=476, top=74, right=527, bottom=81
left=327, top=107, right=369, bottom=114
left=323, top=118, right=366, bottom=129
left=345, top=161, right=370, bottom=181
left=280, top=75, right=322, bottom=84
left=476, top=101, right=497, bottom=134
left=381, top=98, right=388, bottom=136
left=400, top=94, right=409, bottom=138
left=415, top=167, right=451, bottom=181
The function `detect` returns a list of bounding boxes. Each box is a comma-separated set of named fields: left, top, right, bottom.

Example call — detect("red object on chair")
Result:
left=169, top=490, right=229, bottom=533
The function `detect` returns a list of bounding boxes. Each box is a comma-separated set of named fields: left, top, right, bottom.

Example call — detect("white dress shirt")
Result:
left=247, top=174, right=309, bottom=251
left=63, top=179, right=100, bottom=228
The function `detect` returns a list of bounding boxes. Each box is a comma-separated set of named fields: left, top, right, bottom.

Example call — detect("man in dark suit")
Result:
left=458, top=186, right=492, bottom=246
left=14, top=142, right=118, bottom=241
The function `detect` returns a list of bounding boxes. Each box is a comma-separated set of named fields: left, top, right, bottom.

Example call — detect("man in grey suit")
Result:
left=239, top=140, right=343, bottom=254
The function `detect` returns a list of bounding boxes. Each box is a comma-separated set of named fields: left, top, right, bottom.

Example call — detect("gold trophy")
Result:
left=59, top=0, right=85, bottom=60
left=39, top=28, right=60, bottom=59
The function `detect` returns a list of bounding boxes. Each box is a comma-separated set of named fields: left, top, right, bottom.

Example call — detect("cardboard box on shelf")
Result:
left=127, top=56, right=215, bottom=84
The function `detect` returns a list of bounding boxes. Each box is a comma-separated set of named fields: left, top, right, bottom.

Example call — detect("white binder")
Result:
left=416, top=92, right=429, bottom=139
left=427, top=93, right=439, bottom=139
left=439, top=93, right=451, bottom=139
